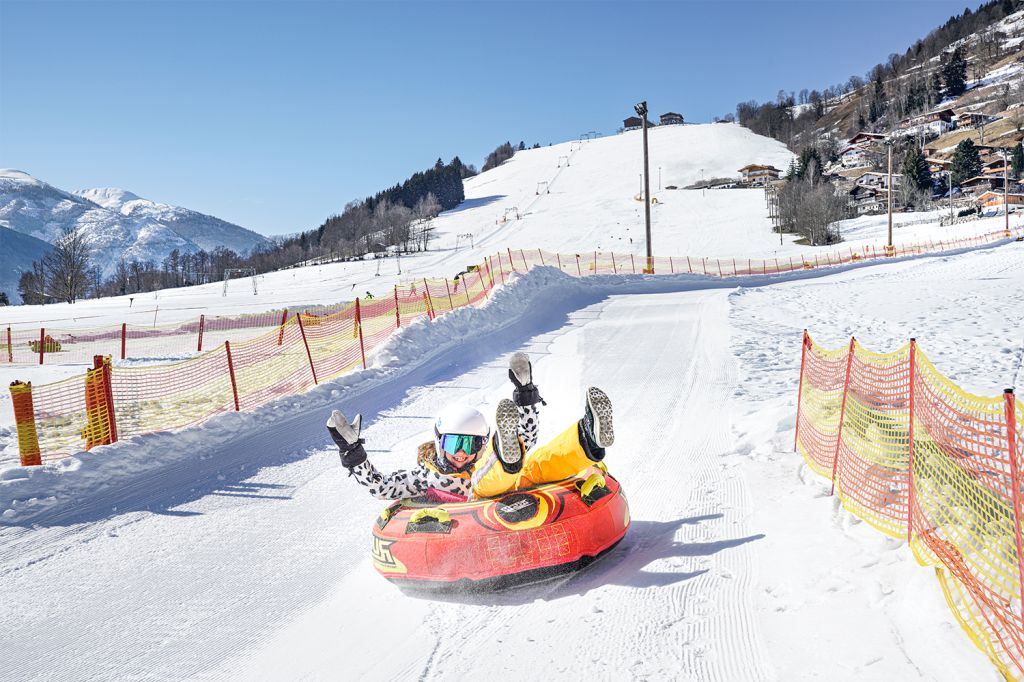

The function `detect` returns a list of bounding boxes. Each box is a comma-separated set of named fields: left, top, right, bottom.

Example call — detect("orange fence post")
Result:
left=197, top=314, right=205, bottom=352
left=394, top=287, right=401, bottom=328
left=478, top=270, right=489, bottom=299
left=830, top=337, right=856, bottom=496
left=907, top=338, right=917, bottom=544
left=296, top=314, right=320, bottom=383
left=224, top=341, right=240, bottom=411
left=276, top=309, right=288, bottom=346
left=354, top=299, right=367, bottom=370
left=121, top=323, right=127, bottom=360
left=10, top=381, right=41, bottom=466
left=1004, top=388, right=1024, bottom=622
left=6, top=326, right=12, bottom=363
left=84, top=355, right=117, bottom=448
left=39, top=328, right=44, bottom=365
left=794, top=330, right=810, bottom=452
left=444, top=279, right=455, bottom=311
left=507, top=248, right=516, bottom=273
left=423, top=279, right=435, bottom=319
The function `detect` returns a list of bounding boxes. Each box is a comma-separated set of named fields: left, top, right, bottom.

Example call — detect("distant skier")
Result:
left=327, top=353, right=614, bottom=500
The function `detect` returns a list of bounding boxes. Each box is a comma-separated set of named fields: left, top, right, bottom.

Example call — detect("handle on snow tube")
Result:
left=409, top=508, right=451, bottom=525
left=579, top=473, right=606, bottom=499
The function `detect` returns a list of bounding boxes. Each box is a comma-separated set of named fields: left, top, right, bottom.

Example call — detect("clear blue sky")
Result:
left=1, top=0, right=976, bottom=236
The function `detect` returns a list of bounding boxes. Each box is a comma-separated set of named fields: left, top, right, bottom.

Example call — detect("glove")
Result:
left=508, top=352, right=544, bottom=407
left=327, top=410, right=367, bottom=468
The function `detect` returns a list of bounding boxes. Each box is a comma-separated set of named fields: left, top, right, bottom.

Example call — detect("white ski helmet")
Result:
left=434, top=404, right=491, bottom=458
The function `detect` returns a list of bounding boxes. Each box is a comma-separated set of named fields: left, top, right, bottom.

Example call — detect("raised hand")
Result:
left=508, top=352, right=544, bottom=406
left=327, top=411, right=367, bottom=467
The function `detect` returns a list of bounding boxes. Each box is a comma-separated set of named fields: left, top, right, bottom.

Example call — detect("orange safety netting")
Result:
left=796, top=331, right=1024, bottom=678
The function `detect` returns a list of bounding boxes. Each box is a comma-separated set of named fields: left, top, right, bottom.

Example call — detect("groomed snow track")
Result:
left=0, top=260, right=999, bottom=680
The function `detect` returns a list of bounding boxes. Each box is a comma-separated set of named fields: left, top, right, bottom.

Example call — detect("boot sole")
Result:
left=494, top=399, right=522, bottom=466
left=587, top=387, right=614, bottom=448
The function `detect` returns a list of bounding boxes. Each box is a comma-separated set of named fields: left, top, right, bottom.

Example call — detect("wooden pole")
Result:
left=121, top=323, right=127, bottom=360
left=296, top=314, right=319, bottom=383
left=394, top=286, right=401, bottom=328
left=354, top=299, right=367, bottom=370
left=224, top=341, right=240, bottom=411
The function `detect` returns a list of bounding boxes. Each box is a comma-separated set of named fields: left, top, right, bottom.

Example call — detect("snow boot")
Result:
left=493, top=398, right=524, bottom=474
left=579, top=387, right=613, bottom=461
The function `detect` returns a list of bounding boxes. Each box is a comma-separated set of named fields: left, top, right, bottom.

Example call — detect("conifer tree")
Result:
left=950, top=138, right=982, bottom=185
left=942, top=47, right=968, bottom=98
left=901, top=145, right=933, bottom=191
left=1011, top=142, right=1024, bottom=179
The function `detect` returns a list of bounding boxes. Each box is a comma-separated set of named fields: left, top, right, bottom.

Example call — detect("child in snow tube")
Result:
left=327, top=353, right=615, bottom=502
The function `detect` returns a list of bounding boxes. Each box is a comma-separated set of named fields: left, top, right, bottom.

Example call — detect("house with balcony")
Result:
left=659, top=112, right=684, bottom=125
left=737, top=164, right=782, bottom=186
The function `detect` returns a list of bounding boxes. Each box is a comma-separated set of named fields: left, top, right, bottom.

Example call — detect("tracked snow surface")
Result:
left=1, top=123, right=1019, bottom=680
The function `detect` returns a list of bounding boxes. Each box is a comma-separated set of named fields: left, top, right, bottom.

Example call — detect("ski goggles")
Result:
left=439, top=433, right=487, bottom=456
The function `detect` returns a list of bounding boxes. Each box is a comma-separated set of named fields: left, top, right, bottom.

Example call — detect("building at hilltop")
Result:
left=659, top=112, right=684, bottom=125
left=622, top=116, right=655, bottom=131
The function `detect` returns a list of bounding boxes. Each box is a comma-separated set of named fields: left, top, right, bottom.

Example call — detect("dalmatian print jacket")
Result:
left=347, top=404, right=540, bottom=500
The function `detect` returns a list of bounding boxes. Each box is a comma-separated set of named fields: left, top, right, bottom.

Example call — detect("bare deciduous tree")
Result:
left=44, top=225, right=92, bottom=304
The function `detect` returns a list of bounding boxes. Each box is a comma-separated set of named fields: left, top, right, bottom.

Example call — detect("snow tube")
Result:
left=371, top=466, right=629, bottom=588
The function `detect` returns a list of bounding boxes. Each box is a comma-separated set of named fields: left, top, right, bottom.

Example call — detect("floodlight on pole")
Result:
left=635, top=100, right=653, bottom=273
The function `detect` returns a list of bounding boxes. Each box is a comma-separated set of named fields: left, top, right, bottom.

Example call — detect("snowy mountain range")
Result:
left=0, top=169, right=270, bottom=284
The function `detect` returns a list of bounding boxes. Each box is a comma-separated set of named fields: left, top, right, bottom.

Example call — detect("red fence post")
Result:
left=556, top=253, right=563, bottom=272
left=538, top=249, right=545, bottom=266
left=354, top=299, right=367, bottom=370
left=520, top=249, right=528, bottom=271
left=795, top=330, right=810, bottom=452
left=197, top=314, right=205, bottom=352
left=611, top=252, right=617, bottom=274
left=224, top=341, right=240, bottom=411
left=631, top=254, right=637, bottom=273
left=830, top=337, right=856, bottom=496
left=296, top=314, right=319, bottom=383
left=38, top=328, right=44, bottom=365
left=444, top=279, right=455, bottom=311
left=1004, top=388, right=1024, bottom=622
left=394, top=287, right=401, bottom=328
left=6, top=326, right=12, bottom=363
left=686, top=256, right=692, bottom=273
left=907, top=338, right=917, bottom=544
left=121, top=323, right=127, bottom=360
left=507, top=248, right=516, bottom=273
left=276, top=309, right=288, bottom=347
left=575, top=254, right=582, bottom=276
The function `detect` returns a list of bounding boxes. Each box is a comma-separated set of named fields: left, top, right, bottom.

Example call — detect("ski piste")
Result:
left=2, top=249, right=1011, bottom=679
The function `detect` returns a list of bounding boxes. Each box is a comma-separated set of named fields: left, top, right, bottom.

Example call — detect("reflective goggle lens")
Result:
left=439, top=434, right=479, bottom=455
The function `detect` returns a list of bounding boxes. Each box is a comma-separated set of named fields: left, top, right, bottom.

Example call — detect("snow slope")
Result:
left=0, top=123, right=1019, bottom=680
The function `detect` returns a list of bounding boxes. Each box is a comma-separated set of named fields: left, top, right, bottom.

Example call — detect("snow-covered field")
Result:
left=1, top=122, right=1019, bottom=680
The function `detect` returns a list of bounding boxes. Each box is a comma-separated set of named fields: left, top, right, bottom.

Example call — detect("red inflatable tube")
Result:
left=371, top=467, right=630, bottom=588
